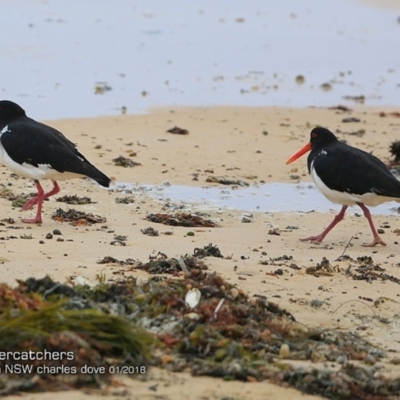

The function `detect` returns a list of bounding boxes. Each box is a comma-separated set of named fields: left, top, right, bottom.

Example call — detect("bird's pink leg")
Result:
left=22, top=181, right=47, bottom=223
left=300, top=205, right=348, bottom=243
left=21, top=180, right=60, bottom=211
left=357, top=203, right=386, bottom=247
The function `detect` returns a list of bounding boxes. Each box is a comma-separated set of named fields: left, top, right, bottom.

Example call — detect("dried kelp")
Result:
left=56, top=195, right=95, bottom=205
left=205, top=176, right=249, bottom=186
left=166, top=126, right=189, bottom=135
left=134, top=253, right=208, bottom=275
left=51, top=208, right=106, bottom=225
left=112, top=156, right=141, bottom=168
left=146, top=213, right=218, bottom=227
left=97, top=256, right=137, bottom=266
left=193, top=243, right=223, bottom=259
left=389, top=140, right=400, bottom=163
left=141, top=227, right=159, bottom=236
left=346, top=257, right=400, bottom=285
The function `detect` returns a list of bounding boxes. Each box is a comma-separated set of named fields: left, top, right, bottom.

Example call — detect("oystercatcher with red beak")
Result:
left=0, top=100, right=111, bottom=223
left=286, top=127, right=400, bottom=246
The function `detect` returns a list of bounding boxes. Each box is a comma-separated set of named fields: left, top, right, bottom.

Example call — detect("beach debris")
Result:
left=345, top=256, right=400, bottom=285
left=166, top=126, right=189, bottom=135
left=389, top=140, right=400, bottom=162
left=205, top=176, right=249, bottom=186
left=0, top=185, right=37, bottom=208
left=110, top=234, right=127, bottom=246
left=146, top=212, right=218, bottom=227
left=0, top=184, right=18, bottom=200
left=260, top=254, right=293, bottom=266
left=320, top=82, right=332, bottom=91
left=242, top=213, right=253, bottom=223
left=141, top=227, right=159, bottom=236
left=97, top=256, right=137, bottom=265
left=343, top=95, right=365, bottom=104
left=343, top=128, right=366, bottom=137
left=378, top=111, right=400, bottom=117
left=306, top=257, right=339, bottom=277
left=341, top=117, right=360, bottom=123
left=327, top=105, right=352, bottom=112
left=94, top=82, right=112, bottom=94
left=56, top=195, right=94, bottom=204
left=134, top=253, right=208, bottom=275
left=115, top=196, right=136, bottom=204
left=112, top=156, right=141, bottom=167
left=51, top=208, right=106, bottom=225
left=193, top=243, right=223, bottom=259
left=213, top=298, right=225, bottom=319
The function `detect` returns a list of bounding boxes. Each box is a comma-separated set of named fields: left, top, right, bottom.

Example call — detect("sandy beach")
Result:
left=2, top=105, right=400, bottom=399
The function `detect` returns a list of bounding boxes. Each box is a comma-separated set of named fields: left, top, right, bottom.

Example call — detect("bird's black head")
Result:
left=309, top=127, right=338, bottom=149
left=286, top=127, right=339, bottom=165
left=0, top=100, right=26, bottom=125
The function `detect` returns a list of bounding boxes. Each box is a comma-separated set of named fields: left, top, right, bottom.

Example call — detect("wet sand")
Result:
left=3, top=106, right=400, bottom=399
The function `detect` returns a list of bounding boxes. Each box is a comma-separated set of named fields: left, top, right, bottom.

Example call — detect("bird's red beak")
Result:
left=286, top=142, right=311, bottom=164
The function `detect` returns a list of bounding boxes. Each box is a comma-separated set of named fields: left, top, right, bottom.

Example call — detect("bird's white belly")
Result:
left=0, top=143, right=84, bottom=181
left=310, top=164, right=397, bottom=207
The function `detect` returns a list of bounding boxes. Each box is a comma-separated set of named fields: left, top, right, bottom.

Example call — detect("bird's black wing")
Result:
left=310, top=144, right=400, bottom=198
left=1, top=117, right=110, bottom=187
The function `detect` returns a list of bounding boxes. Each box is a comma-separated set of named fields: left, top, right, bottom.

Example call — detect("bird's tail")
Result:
left=84, top=164, right=111, bottom=187
left=89, top=168, right=111, bottom=187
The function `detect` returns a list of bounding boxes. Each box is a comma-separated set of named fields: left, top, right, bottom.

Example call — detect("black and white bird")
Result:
left=0, top=100, right=111, bottom=223
left=286, top=127, right=400, bottom=246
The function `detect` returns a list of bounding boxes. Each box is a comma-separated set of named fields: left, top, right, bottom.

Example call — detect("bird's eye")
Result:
left=311, top=132, right=317, bottom=138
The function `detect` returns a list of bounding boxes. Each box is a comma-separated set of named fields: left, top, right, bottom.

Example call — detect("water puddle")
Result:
left=114, top=182, right=400, bottom=216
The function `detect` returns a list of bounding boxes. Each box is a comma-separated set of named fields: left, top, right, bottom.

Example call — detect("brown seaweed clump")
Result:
left=193, top=243, right=224, bottom=259
left=389, top=140, right=400, bottom=163
left=146, top=213, right=218, bottom=227
left=112, top=156, right=141, bottom=168
left=205, top=176, right=249, bottom=186
left=51, top=208, right=106, bottom=225
left=166, top=126, right=189, bottom=135
left=56, top=195, right=95, bottom=205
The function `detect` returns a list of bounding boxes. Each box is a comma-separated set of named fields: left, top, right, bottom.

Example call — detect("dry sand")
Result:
left=3, top=105, right=400, bottom=399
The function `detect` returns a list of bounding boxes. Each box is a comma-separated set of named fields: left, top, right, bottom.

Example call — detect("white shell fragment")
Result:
left=213, top=298, right=225, bottom=319
left=185, top=288, right=201, bottom=309
left=279, top=343, right=290, bottom=359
